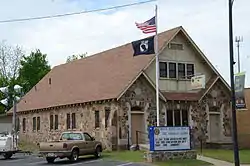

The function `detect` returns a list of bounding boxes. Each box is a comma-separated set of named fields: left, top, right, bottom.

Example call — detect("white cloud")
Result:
left=0, top=0, right=249, bottom=86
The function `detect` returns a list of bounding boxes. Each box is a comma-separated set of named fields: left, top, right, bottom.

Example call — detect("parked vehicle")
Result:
left=38, top=131, right=103, bottom=163
left=0, top=131, right=20, bottom=159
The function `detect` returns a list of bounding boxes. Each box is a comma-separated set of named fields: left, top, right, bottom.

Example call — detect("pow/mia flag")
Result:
left=132, top=36, right=155, bottom=56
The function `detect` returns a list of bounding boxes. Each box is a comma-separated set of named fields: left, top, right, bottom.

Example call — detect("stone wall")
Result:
left=145, top=150, right=197, bottom=162
left=190, top=79, right=232, bottom=146
left=118, top=75, right=165, bottom=142
left=17, top=101, right=119, bottom=151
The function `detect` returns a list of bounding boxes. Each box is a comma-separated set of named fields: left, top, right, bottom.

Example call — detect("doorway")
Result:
left=131, top=106, right=145, bottom=144
left=209, top=114, right=221, bottom=142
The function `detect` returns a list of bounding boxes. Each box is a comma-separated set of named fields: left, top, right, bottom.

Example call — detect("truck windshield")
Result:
left=60, top=133, right=83, bottom=140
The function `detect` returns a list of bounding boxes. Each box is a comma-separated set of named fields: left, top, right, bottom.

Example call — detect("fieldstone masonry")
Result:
left=18, top=102, right=119, bottom=151
left=145, top=150, right=197, bottom=162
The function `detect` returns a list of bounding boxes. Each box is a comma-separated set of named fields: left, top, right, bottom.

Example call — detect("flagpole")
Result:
left=155, top=4, right=160, bottom=126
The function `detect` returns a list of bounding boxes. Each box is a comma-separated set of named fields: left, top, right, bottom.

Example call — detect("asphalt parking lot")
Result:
left=0, top=154, right=150, bottom=166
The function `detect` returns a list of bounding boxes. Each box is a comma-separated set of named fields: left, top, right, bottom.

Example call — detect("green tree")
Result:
left=66, top=52, right=87, bottom=63
left=0, top=40, right=23, bottom=114
left=18, top=49, right=51, bottom=94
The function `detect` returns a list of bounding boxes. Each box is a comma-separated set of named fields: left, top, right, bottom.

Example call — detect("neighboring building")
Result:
left=7, top=26, right=232, bottom=150
left=0, top=114, right=12, bottom=133
left=237, top=88, right=250, bottom=148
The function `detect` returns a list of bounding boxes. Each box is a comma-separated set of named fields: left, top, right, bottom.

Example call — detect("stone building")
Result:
left=8, top=26, right=232, bottom=150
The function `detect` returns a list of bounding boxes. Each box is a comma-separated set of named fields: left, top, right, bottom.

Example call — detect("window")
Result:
left=50, top=115, right=53, bottom=130
left=182, top=110, right=188, bottom=126
left=66, top=113, right=70, bottom=129
left=167, top=110, right=173, bottom=126
left=105, top=108, right=110, bottom=128
left=169, top=43, right=184, bottom=50
left=33, top=117, right=36, bottom=131
left=160, top=62, right=167, bottom=77
left=61, top=133, right=83, bottom=140
left=178, top=63, right=185, bottom=79
left=50, top=115, right=59, bottom=130
left=95, top=110, right=100, bottom=128
left=159, top=61, right=195, bottom=79
left=83, top=133, right=93, bottom=141
left=22, top=118, right=26, bottom=132
left=55, top=115, right=58, bottom=130
left=174, top=110, right=181, bottom=126
left=166, top=109, right=188, bottom=126
left=187, top=64, right=194, bottom=79
left=37, top=117, right=40, bottom=131
left=169, top=62, right=176, bottom=78
left=72, top=113, right=76, bottom=129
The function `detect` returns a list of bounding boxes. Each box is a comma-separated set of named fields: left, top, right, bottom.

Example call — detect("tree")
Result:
left=66, top=52, right=87, bottom=63
left=0, top=40, right=23, bottom=83
left=0, top=40, right=24, bottom=114
left=18, top=49, right=51, bottom=94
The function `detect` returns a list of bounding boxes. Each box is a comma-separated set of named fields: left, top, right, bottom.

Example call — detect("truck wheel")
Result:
left=69, top=149, right=79, bottom=162
left=3, top=152, right=13, bottom=159
left=94, top=146, right=102, bottom=158
left=46, top=157, right=55, bottom=163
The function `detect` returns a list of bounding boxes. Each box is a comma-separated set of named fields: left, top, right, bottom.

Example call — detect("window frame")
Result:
left=168, top=62, right=177, bottom=78
left=37, top=117, right=41, bottom=131
left=66, top=113, right=71, bottom=129
left=95, top=110, right=100, bottom=128
left=22, top=118, right=26, bottom=132
left=32, top=117, right=36, bottom=131
left=166, top=109, right=189, bottom=127
left=159, top=62, right=168, bottom=78
left=55, top=115, right=59, bottom=130
left=159, top=61, right=195, bottom=79
left=72, top=113, right=76, bottom=129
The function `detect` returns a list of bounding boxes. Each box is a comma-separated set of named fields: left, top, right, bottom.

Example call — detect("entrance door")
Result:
left=131, top=113, right=144, bottom=144
left=209, top=114, right=221, bottom=142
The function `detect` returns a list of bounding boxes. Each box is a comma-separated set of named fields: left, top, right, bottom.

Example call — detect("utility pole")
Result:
left=228, top=0, right=240, bottom=166
left=235, top=36, right=243, bottom=73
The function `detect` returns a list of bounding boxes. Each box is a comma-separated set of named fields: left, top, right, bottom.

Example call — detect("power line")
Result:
left=0, top=0, right=156, bottom=24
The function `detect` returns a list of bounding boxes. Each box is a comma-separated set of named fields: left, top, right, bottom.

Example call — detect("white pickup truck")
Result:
left=0, top=131, right=19, bottom=159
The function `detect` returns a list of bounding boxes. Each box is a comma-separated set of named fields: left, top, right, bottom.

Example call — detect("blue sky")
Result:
left=0, top=0, right=249, bottom=87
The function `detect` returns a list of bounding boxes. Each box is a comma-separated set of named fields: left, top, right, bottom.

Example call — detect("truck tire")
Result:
left=3, top=152, right=13, bottom=159
left=46, top=157, right=55, bottom=163
left=94, top=146, right=102, bottom=158
left=69, top=149, right=79, bottom=162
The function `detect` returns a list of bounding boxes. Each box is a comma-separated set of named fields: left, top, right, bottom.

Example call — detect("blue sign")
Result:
left=149, top=126, right=191, bottom=151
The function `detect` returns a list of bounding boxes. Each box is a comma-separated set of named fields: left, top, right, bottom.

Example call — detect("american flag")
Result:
left=135, top=16, right=156, bottom=34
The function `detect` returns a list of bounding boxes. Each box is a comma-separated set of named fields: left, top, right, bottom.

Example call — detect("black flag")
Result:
left=132, top=36, right=155, bottom=56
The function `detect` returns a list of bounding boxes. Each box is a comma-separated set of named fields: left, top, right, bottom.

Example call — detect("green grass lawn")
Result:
left=200, top=149, right=250, bottom=164
left=103, top=150, right=213, bottom=166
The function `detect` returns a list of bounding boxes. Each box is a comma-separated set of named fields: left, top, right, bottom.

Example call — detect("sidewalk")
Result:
left=197, top=155, right=250, bottom=166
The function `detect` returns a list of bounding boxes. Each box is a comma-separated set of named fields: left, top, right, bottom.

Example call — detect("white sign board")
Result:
left=149, top=126, right=191, bottom=151
left=191, top=74, right=206, bottom=90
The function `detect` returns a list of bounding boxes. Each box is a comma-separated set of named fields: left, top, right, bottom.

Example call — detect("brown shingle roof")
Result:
left=14, top=26, right=181, bottom=112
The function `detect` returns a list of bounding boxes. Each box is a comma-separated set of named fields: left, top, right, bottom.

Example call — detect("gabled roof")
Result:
left=11, top=26, right=231, bottom=113
left=13, top=27, right=180, bottom=113
left=176, top=27, right=231, bottom=91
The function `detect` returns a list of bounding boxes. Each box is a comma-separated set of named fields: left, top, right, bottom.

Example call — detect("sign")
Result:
left=235, top=72, right=246, bottom=110
left=149, top=126, right=191, bottom=151
left=191, top=74, right=205, bottom=90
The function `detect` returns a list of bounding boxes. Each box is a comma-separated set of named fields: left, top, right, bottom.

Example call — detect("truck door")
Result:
left=83, top=133, right=95, bottom=154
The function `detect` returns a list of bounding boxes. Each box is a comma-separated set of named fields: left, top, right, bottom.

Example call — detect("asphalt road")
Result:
left=0, top=154, right=150, bottom=166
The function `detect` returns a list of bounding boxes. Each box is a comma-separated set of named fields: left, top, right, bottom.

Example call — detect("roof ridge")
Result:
left=53, top=26, right=182, bottom=69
